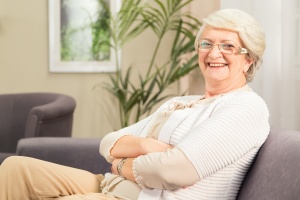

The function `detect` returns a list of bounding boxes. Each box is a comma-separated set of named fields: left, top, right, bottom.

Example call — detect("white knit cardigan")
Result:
left=100, top=87, right=270, bottom=200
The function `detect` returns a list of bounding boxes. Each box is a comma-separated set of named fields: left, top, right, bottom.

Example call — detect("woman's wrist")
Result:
left=117, top=157, right=128, bottom=178
left=112, top=158, right=136, bottom=182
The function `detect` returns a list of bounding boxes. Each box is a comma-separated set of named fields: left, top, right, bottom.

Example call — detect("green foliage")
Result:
left=60, top=0, right=111, bottom=61
left=98, top=0, right=201, bottom=127
left=89, top=2, right=111, bottom=61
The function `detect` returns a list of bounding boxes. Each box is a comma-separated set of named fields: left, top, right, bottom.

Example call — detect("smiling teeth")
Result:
left=210, top=63, right=226, bottom=67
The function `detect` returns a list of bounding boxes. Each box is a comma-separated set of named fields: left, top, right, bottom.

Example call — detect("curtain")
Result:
left=221, top=0, right=300, bottom=131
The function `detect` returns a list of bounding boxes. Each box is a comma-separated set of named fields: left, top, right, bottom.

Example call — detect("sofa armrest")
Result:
left=16, top=137, right=111, bottom=174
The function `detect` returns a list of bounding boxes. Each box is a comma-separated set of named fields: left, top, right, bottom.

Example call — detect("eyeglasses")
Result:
left=196, top=40, right=248, bottom=55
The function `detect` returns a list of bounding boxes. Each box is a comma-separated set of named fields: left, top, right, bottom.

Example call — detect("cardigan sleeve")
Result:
left=133, top=147, right=199, bottom=190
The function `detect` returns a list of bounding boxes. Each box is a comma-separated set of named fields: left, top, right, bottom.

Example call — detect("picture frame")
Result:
left=48, top=0, right=122, bottom=73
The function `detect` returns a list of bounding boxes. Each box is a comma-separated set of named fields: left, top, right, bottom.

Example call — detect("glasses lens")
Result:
left=219, top=43, right=235, bottom=54
left=198, top=40, right=212, bottom=51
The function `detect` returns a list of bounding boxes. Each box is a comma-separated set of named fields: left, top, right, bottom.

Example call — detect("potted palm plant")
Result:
left=96, top=0, right=201, bottom=127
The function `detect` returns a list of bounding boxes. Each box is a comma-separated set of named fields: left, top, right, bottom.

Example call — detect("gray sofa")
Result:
left=13, top=127, right=300, bottom=199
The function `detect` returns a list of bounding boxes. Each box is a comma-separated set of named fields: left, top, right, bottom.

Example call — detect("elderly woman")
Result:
left=0, top=9, right=269, bottom=200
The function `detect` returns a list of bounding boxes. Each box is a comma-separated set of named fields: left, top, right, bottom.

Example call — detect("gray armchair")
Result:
left=0, top=92, right=76, bottom=163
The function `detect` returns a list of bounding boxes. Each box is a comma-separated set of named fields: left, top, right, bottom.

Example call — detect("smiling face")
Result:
left=198, top=27, right=253, bottom=96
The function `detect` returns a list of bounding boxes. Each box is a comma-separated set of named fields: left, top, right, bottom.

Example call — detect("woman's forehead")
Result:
left=201, top=27, right=241, bottom=43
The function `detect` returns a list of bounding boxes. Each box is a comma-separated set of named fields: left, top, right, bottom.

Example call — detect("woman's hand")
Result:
left=111, top=159, right=119, bottom=175
left=110, top=135, right=173, bottom=158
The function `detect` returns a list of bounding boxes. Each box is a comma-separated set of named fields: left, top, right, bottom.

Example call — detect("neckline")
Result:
left=202, top=84, right=251, bottom=100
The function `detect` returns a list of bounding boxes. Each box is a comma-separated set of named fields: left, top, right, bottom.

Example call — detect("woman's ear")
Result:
left=243, top=57, right=253, bottom=73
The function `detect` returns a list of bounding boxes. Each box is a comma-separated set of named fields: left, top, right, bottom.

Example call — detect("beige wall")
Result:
left=181, top=0, right=220, bottom=95
left=0, top=0, right=219, bottom=138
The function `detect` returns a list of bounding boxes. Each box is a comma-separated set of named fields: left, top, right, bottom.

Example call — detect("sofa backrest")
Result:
left=236, top=127, right=300, bottom=200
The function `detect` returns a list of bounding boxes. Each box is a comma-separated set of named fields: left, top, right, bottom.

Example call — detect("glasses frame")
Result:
left=196, top=40, right=248, bottom=55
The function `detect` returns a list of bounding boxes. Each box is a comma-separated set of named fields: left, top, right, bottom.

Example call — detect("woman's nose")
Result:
left=208, top=45, right=222, bottom=59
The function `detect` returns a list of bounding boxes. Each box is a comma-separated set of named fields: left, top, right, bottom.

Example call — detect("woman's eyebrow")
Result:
left=220, top=39, right=236, bottom=43
left=201, top=38, right=213, bottom=42
left=201, top=38, right=237, bottom=44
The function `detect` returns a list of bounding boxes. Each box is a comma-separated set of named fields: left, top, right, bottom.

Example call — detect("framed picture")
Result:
left=48, top=0, right=122, bottom=73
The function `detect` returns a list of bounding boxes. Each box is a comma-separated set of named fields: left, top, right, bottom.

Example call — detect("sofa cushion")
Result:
left=17, top=137, right=111, bottom=174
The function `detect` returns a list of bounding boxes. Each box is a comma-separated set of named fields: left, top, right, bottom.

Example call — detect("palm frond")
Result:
left=98, top=0, right=202, bottom=127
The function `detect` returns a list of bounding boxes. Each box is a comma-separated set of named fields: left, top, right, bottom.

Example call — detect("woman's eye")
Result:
left=221, top=43, right=235, bottom=49
left=200, top=41, right=212, bottom=48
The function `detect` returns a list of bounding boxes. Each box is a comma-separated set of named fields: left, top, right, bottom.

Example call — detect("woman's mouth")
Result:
left=209, top=63, right=228, bottom=67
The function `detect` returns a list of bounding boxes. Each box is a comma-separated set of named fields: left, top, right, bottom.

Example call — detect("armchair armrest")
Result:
left=16, top=137, right=111, bottom=174
left=25, top=94, right=76, bottom=138
left=30, top=95, right=76, bottom=120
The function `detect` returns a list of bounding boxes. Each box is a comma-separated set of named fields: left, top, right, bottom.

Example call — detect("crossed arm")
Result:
left=110, top=135, right=173, bottom=182
left=100, top=133, right=199, bottom=190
